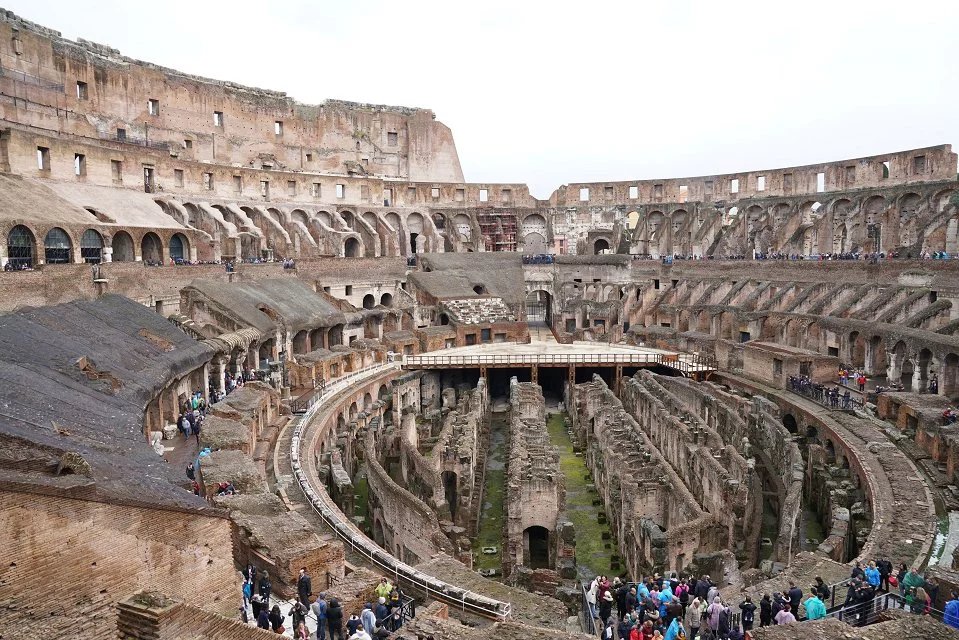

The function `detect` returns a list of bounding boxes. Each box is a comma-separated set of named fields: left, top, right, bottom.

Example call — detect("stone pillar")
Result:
left=864, top=340, right=876, bottom=376
left=215, top=357, right=227, bottom=395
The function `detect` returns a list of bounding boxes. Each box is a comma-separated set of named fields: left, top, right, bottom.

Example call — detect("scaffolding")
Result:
left=476, top=209, right=517, bottom=252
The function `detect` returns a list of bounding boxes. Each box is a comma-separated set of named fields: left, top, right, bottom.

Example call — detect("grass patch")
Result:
left=546, top=412, right=614, bottom=579
left=472, top=414, right=507, bottom=573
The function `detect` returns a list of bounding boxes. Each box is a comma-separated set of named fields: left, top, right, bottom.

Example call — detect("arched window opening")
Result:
left=80, top=229, right=103, bottom=264
left=7, top=225, right=35, bottom=269
left=44, top=228, right=72, bottom=264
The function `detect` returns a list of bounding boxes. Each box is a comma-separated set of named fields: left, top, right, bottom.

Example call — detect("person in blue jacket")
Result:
left=804, top=589, right=827, bottom=620
left=663, top=616, right=683, bottom=640
left=945, top=591, right=959, bottom=628
left=864, top=561, right=881, bottom=588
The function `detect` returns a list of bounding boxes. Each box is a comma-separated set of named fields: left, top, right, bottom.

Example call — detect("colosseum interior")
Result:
left=1, top=6, right=959, bottom=640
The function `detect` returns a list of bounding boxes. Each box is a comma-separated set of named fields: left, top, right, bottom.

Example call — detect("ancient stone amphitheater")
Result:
left=1, top=7, right=958, bottom=640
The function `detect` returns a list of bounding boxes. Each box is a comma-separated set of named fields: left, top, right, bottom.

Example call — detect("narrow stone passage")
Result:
left=546, top=410, right=615, bottom=581
left=472, top=407, right=508, bottom=576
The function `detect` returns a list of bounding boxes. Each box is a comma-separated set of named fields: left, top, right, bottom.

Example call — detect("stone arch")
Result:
left=406, top=212, right=425, bottom=254
left=140, top=232, right=163, bottom=264
left=380, top=292, right=393, bottom=307
left=111, top=231, right=135, bottom=262
left=943, top=353, right=959, bottom=398
left=169, top=232, right=190, bottom=262
left=524, top=525, right=551, bottom=569
left=292, top=329, right=309, bottom=354
left=79, top=228, right=104, bottom=264
left=362, top=293, right=376, bottom=309
left=918, top=348, right=933, bottom=392
left=44, top=227, right=72, bottom=264
left=344, top=237, right=361, bottom=258
left=594, top=238, right=610, bottom=255
left=6, top=224, right=36, bottom=268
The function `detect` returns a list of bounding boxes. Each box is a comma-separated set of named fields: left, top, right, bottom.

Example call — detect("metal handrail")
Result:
left=289, top=363, right=512, bottom=621
left=403, top=352, right=717, bottom=369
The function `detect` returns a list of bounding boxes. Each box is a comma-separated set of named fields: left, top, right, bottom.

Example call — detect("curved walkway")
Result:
left=719, top=372, right=937, bottom=569
left=280, top=363, right=512, bottom=621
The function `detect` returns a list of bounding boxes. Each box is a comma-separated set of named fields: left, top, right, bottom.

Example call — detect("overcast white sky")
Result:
left=8, top=0, right=958, bottom=197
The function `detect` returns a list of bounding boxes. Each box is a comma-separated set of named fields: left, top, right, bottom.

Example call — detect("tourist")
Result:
left=759, top=592, right=772, bottom=627
left=774, top=602, right=796, bottom=625
left=601, top=618, right=615, bottom=639
left=804, top=589, right=826, bottom=620
left=944, top=591, right=959, bottom=628
left=327, top=598, right=344, bottom=640
left=705, top=596, right=724, bottom=635
left=241, top=578, right=252, bottom=608
left=291, top=600, right=307, bottom=632
left=374, top=577, right=393, bottom=600
left=877, top=559, right=893, bottom=592
left=361, top=602, right=376, bottom=635
left=738, top=595, right=756, bottom=631
left=587, top=576, right=599, bottom=620
left=268, top=604, right=283, bottom=632
left=911, top=586, right=931, bottom=615
left=256, top=602, right=270, bottom=629
left=346, top=612, right=362, bottom=636
left=348, top=626, right=372, bottom=640
left=375, top=596, right=390, bottom=627
left=599, top=589, right=614, bottom=623
left=864, top=561, right=881, bottom=589
left=297, top=567, right=312, bottom=606
left=902, top=567, right=925, bottom=600
left=858, top=372, right=867, bottom=393
left=813, top=576, right=830, bottom=601
left=618, top=613, right=633, bottom=640
left=312, top=593, right=328, bottom=640
left=786, top=580, right=802, bottom=613
left=293, top=620, right=309, bottom=640
left=684, top=596, right=703, bottom=639
left=257, top=570, right=272, bottom=606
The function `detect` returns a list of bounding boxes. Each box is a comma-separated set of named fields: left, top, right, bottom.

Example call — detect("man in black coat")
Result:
left=787, top=580, right=803, bottom=615
left=297, top=567, right=312, bottom=606
left=759, top=593, right=772, bottom=627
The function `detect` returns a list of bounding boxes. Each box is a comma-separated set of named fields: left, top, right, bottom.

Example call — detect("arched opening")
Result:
left=292, top=330, right=309, bottom=354
left=526, top=290, right=553, bottom=324
left=594, top=238, right=610, bottom=255
left=380, top=292, right=393, bottom=307
left=309, top=327, right=325, bottom=351
left=328, top=323, right=344, bottom=347
left=169, top=233, right=190, bottom=263
left=362, top=294, right=375, bottom=309
left=901, top=359, right=915, bottom=390
left=140, top=232, right=163, bottom=264
left=524, top=525, right=551, bottom=569
left=258, top=338, right=275, bottom=365
left=438, top=313, right=450, bottom=326
left=373, top=518, right=385, bottom=547
left=112, top=231, right=135, bottom=262
left=918, top=349, right=932, bottom=392
left=344, top=237, right=361, bottom=258
left=43, top=227, right=72, bottom=264
left=407, top=212, right=424, bottom=255
left=80, top=229, right=103, bottom=264
left=442, top=471, right=458, bottom=521
left=6, top=225, right=35, bottom=268
left=944, top=353, right=959, bottom=399
left=782, top=414, right=798, bottom=434
left=473, top=284, right=486, bottom=295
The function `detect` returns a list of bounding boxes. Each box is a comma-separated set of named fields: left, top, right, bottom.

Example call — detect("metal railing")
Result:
left=787, top=377, right=864, bottom=411
left=289, top=363, right=512, bottom=621
left=403, top=351, right=717, bottom=371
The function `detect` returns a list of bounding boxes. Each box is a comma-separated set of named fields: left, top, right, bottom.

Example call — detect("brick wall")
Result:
left=0, top=490, right=239, bottom=640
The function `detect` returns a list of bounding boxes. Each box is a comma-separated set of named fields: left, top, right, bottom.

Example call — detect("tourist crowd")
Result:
left=585, top=558, right=955, bottom=639
left=240, top=568, right=409, bottom=639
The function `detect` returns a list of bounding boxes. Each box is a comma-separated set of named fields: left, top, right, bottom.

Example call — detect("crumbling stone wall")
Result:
left=649, top=375, right=805, bottom=563
left=569, top=376, right=723, bottom=577
left=619, top=370, right=763, bottom=568
left=504, top=379, right=569, bottom=579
